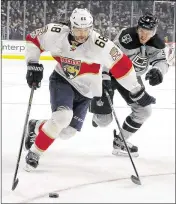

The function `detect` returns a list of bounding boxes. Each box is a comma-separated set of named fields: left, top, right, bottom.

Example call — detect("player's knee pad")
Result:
left=59, top=126, right=77, bottom=140
left=142, top=105, right=152, bottom=121
left=42, top=106, right=73, bottom=139
left=92, top=113, right=113, bottom=127
left=131, top=104, right=152, bottom=124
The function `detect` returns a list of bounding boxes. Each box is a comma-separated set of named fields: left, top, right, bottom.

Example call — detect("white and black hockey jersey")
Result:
left=113, top=27, right=169, bottom=76
left=25, top=23, right=141, bottom=98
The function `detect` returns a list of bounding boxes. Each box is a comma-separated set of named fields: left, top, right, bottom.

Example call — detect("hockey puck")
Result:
left=49, top=192, right=59, bottom=198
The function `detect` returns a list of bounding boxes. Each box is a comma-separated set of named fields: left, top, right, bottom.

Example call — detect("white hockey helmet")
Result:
left=69, top=8, right=93, bottom=43
left=70, top=8, right=93, bottom=29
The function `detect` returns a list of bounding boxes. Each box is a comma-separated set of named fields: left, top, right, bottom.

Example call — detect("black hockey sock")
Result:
left=122, top=116, right=142, bottom=133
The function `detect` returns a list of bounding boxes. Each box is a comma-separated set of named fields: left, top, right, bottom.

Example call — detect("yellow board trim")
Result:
left=1, top=55, right=54, bottom=60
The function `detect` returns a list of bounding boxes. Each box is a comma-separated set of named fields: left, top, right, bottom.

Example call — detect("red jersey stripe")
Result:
left=79, top=62, right=100, bottom=75
left=26, top=34, right=44, bottom=53
left=110, top=54, right=133, bottom=79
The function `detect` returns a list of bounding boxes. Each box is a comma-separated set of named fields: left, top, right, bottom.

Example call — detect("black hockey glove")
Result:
left=26, top=63, right=44, bottom=89
left=102, top=71, right=113, bottom=94
left=145, top=68, right=163, bottom=86
left=129, top=87, right=156, bottom=107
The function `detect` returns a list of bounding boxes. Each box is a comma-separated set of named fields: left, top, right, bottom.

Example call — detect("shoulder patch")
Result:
left=109, top=46, right=121, bottom=61
left=121, top=34, right=132, bottom=44
left=119, top=27, right=141, bottom=49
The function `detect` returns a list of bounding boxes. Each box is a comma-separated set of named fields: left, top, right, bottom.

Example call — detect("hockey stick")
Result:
left=12, top=86, right=35, bottom=190
left=104, top=89, right=141, bottom=185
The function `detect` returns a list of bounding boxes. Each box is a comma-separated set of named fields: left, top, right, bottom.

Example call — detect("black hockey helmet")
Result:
left=138, top=12, right=158, bottom=30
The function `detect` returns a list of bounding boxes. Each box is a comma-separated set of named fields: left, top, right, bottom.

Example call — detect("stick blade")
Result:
left=12, top=178, right=19, bottom=191
left=131, top=175, right=141, bottom=185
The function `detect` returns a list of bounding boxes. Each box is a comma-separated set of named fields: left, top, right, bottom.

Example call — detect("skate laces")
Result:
left=114, top=135, right=133, bottom=148
left=28, top=151, right=39, bottom=161
left=29, top=133, right=36, bottom=143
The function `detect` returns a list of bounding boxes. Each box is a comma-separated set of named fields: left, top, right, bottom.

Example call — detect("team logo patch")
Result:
left=132, top=55, right=148, bottom=72
left=61, top=57, right=81, bottom=79
left=96, top=99, right=104, bottom=106
left=121, top=34, right=132, bottom=44
left=109, top=47, right=121, bottom=61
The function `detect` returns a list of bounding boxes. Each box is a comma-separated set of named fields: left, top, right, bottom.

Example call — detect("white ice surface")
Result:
left=2, top=59, right=175, bottom=203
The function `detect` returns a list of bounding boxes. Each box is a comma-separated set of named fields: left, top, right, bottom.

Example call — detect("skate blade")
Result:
left=24, top=164, right=35, bottom=172
left=112, top=149, right=139, bottom=157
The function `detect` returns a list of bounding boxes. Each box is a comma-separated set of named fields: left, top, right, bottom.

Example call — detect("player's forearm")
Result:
left=25, top=33, right=44, bottom=63
left=152, top=61, right=169, bottom=76
left=149, top=48, right=169, bottom=75
left=109, top=54, right=141, bottom=93
left=25, top=42, right=41, bottom=63
left=116, top=67, right=142, bottom=94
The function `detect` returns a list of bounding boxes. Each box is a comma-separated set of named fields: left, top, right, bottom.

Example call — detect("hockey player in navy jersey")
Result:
left=90, top=13, right=169, bottom=157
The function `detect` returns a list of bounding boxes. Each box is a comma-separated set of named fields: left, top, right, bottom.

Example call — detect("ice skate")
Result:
left=112, top=130, right=139, bottom=157
left=24, top=119, right=38, bottom=151
left=24, top=150, right=40, bottom=172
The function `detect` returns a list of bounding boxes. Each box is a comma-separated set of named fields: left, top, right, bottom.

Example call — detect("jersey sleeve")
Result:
left=102, top=40, right=141, bottom=93
left=149, top=48, right=169, bottom=75
left=25, top=23, right=66, bottom=63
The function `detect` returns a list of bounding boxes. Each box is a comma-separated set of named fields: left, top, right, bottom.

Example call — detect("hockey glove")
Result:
left=130, top=87, right=156, bottom=107
left=145, top=68, right=163, bottom=86
left=26, top=63, right=44, bottom=89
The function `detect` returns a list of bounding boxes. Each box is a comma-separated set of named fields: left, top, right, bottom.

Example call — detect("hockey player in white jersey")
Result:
left=90, top=13, right=169, bottom=157
left=24, top=8, right=156, bottom=170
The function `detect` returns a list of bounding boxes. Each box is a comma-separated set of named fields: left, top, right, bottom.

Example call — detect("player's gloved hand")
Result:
left=145, top=68, right=163, bottom=86
left=129, top=87, right=156, bottom=107
left=26, top=63, right=44, bottom=89
left=102, top=71, right=113, bottom=94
